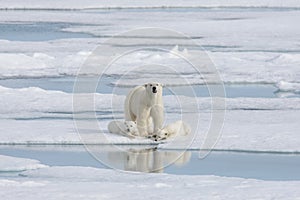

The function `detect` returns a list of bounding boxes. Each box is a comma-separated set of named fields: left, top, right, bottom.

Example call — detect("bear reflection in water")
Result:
left=107, top=148, right=191, bottom=173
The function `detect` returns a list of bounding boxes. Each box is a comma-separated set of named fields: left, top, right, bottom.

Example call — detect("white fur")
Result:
left=108, top=120, right=138, bottom=138
left=124, top=82, right=164, bottom=137
left=151, top=120, right=191, bottom=141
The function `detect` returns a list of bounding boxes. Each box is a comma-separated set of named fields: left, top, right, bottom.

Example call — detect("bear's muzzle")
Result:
left=152, top=87, right=157, bottom=93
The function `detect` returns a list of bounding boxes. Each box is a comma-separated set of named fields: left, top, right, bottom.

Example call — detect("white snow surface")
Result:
left=0, top=155, right=47, bottom=172
left=0, top=50, right=300, bottom=85
left=0, top=166, right=298, bottom=200
left=1, top=0, right=300, bottom=9
left=0, top=86, right=300, bottom=118
left=0, top=86, right=299, bottom=152
left=275, top=81, right=300, bottom=93
left=0, top=3, right=299, bottom=199
left=1, top=110, right=299, bottom=152
left=1, top=7, right=300, bottom=84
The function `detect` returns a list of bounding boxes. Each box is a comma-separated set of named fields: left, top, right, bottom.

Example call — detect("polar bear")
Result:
left=150, top=120, right=191, bottom=141
left=124, top=82, right=164, bottom=137
left=108, top=120, right=138, bottom=138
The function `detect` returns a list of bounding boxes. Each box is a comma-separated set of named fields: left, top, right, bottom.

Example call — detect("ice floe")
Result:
left=0, top=155, right=47, bottom=172
left=0, top=166, right=298, bottom=200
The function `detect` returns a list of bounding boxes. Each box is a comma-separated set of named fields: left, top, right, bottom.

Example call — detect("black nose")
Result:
left=127, top=128, right=130, bottom=132
left=152, top=87, right=157, bottom=93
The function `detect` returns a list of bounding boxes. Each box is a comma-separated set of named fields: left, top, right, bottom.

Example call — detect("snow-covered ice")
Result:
left=0, top=1, right=300, bottom=199
left=1, top=86, right=300, bottom=118
left=0, top=86, right=299, bottom=152
left=0, top=165, right=299, bottom=200
left=1, top=0, right=300, bottom=9
left=275, top=81, right=300, bottom=93
left=0, top=49, right=300, bottom=86
left=0, top=3, right=299, bottom=151
left=0, top=5, right=300, bottom=85
left=0, top=155, right=47, bottom=172
left=0, top=110, right=299, bottom=152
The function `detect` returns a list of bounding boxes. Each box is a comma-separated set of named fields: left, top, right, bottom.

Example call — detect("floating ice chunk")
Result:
left=0, top=155, right=47, bottom=172
left=275, top=81, right=300, bottom=93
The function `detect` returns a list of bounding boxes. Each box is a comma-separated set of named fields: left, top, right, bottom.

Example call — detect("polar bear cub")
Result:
left=150, top=120, right=191, bottom=141
left=108, top=120, right=138, bottom=138
left=124, top=82, right=164, bottom=137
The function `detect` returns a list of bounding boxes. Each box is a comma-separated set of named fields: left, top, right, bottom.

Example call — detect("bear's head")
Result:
left=124, top=121, right=138, bottom=135
left=148, top=130, right=169, bottom=141
left=144, top=82, right=163, bottom=96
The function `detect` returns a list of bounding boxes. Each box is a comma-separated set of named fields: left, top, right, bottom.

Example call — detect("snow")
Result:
left=0, top=51, right=89, bottom=78
left=275, top=81, right=300, bottom=93
left=0, top=119, right=158, bottom=145
left=0, top=7, right=300, bottom=84
left=2, top=9, right=293, bottom=52
left=0, top=105, right=299, bottom=153
left=0, top=3, right=299, bottom=199
left=0, top=166, right=298, bottom=200
left=1, top=86, right=300, bottom=118
left=0, top=0, right=300, bottom=9
left=212, top=52, right=300, bottom=85
left=0, top=86, right=299, bottom=151
left=0, top=155, right=47, bottom=172
left=1, top=49, right=300, bottom=85
left=186, top=110, right=300, bottom=153
left=0, top=2, right=299, bottom=199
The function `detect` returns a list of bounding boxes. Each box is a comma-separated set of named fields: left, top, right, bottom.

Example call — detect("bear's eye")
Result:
left=156, top=84, right=158, bottom=86
left=130, top=125, right=133, bottom=127
left=150, top=84, right=152, bottom=87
